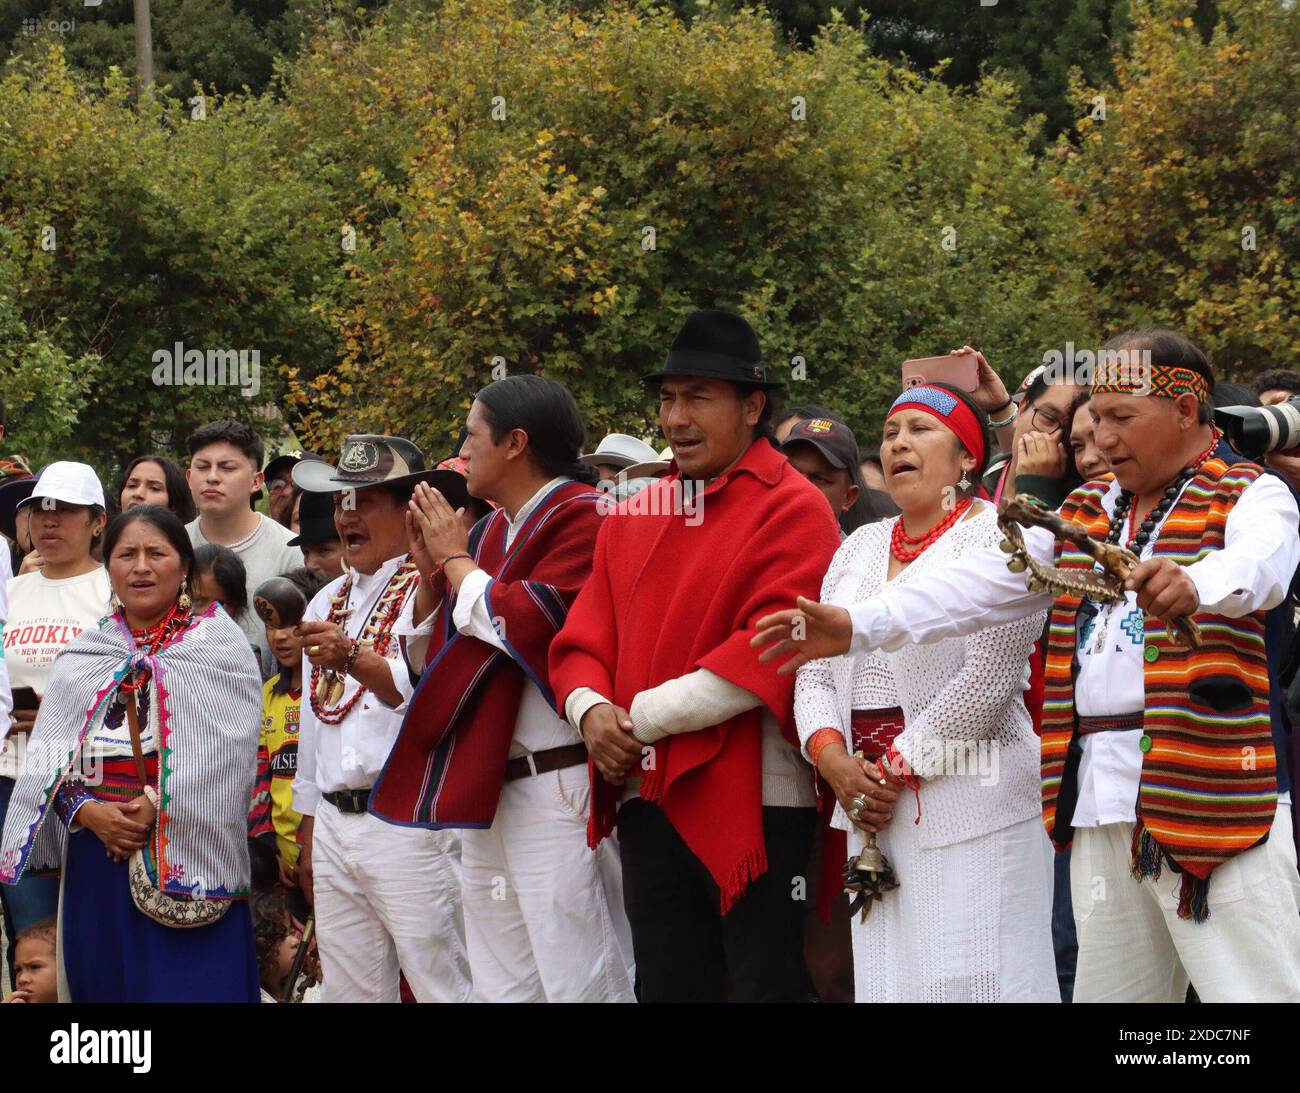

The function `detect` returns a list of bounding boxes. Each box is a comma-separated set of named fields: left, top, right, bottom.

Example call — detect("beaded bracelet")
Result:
left=807, top=727, right=847, bottom=773
left=988, top=402, right=1019, bottom=429
left=342, top=637, right=364, bottom=677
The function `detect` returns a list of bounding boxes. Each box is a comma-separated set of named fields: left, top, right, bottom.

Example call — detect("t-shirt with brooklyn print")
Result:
left=0, top=567, right=112, bottom=779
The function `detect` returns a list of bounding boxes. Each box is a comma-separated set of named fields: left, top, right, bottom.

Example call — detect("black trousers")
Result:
left=617, top=798, right=819, bottom=1002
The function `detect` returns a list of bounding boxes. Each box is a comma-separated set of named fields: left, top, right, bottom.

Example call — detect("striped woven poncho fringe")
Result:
left=1041, top=459, right=1276, bottom=922
left=0, top=605, right=262, bottom=900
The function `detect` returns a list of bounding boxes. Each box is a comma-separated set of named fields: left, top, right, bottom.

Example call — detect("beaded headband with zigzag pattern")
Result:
left=1091, top=363, right=1210, bottom=402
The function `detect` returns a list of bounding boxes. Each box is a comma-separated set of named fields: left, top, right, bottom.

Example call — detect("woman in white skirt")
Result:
left=795, top=383, right=1058, bottom=1003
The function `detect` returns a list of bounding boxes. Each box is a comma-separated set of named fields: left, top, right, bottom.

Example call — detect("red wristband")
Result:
left=808, top=728, right=846, bottom=772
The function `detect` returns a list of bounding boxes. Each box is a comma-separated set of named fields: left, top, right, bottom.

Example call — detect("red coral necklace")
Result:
left=890, top=498, right=973, bottom=562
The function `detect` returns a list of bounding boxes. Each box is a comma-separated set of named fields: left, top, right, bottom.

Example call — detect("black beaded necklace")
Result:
left=1105, top=430, right=1221, bottom=552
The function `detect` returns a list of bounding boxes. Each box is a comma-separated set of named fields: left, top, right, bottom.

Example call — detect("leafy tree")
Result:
left=578, top=0, right=1155, bottom=142
left=1062, top=0, right=1300, bottom=378
left=0, top=228, right=97, bottom=469
left=0, top=44, right=347, bottom=476
left=0, top=0, right=372, bottom=97
left=280, top=0, right=1095, bottom=456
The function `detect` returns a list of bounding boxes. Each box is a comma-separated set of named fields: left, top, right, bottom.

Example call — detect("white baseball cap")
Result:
left=578, top=433, right=660, bottom=470
left=17, top=461, right=106, bottom=511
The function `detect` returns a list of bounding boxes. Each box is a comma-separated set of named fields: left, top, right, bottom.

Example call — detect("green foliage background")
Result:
left=0, top=0, right=1294, bottom=479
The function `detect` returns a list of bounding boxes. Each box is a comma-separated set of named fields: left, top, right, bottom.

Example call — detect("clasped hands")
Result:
left=581, top=703, right=640, bottom=785
left=81, top=794, right=157, bottom=861
left=406, top=481, right=469, bottom=583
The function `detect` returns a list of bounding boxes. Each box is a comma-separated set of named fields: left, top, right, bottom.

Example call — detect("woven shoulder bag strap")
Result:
left=123, top=689, right=151, bottom=791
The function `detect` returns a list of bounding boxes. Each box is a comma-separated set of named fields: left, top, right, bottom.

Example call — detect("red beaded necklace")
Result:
left=309, top=560, right=419, bottom=726
left=118, top=600, right=190, bottom=696
left=889, top=497, right=973, bottom=563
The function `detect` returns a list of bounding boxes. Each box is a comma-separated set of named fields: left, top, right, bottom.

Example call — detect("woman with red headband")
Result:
left=794, top=383, right=1058, bottom=1002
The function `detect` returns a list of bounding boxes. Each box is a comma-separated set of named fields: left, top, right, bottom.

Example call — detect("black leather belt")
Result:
left=1077, top=714, right=1144, bottom=735
left=504, top=743, right=589, bottom=783
left=323, top=788, right=373, bottom=813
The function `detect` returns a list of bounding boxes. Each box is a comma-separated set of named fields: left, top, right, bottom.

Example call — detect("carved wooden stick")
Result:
left=1000, top=494, right=1201, bottom=649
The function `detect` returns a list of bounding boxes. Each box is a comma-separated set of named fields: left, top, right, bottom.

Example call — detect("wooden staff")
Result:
left=1001, top=494, right=1201, bottom=648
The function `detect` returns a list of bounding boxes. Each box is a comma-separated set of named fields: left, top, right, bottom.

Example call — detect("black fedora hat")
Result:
left=641, top=309, right=784, bottom=392
left=0, top=470, right=38, bottom=542
left=287, top=488, right=339, bottom=548
left=292, top=434, right=470, bottom=511
left=264, top=449, right=319, bottom=482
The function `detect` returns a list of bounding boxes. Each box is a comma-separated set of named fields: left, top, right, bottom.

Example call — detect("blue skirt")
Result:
left=62, top=829, right=260, bottom=1002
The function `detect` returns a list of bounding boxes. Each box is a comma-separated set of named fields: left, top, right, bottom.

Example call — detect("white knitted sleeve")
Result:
left=891, top=615, right=1043, bottom=779
left=891, top=520, right=1045, bottom=779
left=794, top=523, right=897, bottom=759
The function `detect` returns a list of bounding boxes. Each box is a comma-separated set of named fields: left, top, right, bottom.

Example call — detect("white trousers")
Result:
left=461, top=763, right=635, bottom=1002
left=1071, top=805, right=1300, bottom=1002
left=313, top=801, right=471, bottom=1003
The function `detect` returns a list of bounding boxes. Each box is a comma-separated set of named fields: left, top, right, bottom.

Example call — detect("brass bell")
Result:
left=1007, top=556, right=1027, bottom=573
left=998, top=539, right=1017, bottom=554
left=853, top=840, right=886, bottom=877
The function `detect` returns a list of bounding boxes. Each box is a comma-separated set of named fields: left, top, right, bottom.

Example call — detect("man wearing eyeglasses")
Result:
left=982, top=369, right=1088, bottom=509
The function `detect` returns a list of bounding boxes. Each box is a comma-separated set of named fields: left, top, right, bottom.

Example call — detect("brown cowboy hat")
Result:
left=292, top=434, right=470, bottom=511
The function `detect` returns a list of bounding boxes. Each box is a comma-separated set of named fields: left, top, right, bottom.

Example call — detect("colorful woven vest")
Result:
left=1041, top=458, right=1276, bottom=922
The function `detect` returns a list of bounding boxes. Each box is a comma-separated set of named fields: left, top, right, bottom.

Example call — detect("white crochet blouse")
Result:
left=794, top=501, right=1046, bottom=849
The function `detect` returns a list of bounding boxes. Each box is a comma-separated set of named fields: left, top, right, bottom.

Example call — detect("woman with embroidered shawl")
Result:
left=0, top=505, right=262, bottom=1002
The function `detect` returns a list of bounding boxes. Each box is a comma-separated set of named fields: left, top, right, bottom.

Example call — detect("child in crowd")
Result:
left=251, top=887, right=320, bottom=1002
left=3, top=919, right=58, bottom=1003
left=192, top=542, right=253, bottom=657
left=249, top=567, right=323, bottom=904
left=252, top=888, right=303, bottom=1002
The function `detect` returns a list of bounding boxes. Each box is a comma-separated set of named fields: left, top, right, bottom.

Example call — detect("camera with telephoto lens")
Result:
left=1214, top=396, right=1300, bottom=459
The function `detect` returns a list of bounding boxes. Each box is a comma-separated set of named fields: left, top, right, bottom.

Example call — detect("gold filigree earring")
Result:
left=178, top=579, right=193, bottom=612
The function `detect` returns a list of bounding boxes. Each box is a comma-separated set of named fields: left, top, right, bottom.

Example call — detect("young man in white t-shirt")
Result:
left=184, top=421, right=302, bottom=673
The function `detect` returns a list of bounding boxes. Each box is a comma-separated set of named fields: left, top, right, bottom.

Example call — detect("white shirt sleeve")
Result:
left=565, top=687, right=611, bottom=734
left=377, top=582, right=441, bottom=706
left=1185, top=473, right=1300, bottom=616
left=794, top=537, right=859, bottom=758
left=628, top=669, right=762, bottom=744
left=291, top=592, right=325, bottom=817
left=893, top=608, right=1044, bottom=778
left=451, top=568, right=508, bottom=653
left=848, top=525, right=1055, bottom=655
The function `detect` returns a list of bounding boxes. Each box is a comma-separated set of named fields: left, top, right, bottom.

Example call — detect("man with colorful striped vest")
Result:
left=753, top=328, right=1300, bottom=1002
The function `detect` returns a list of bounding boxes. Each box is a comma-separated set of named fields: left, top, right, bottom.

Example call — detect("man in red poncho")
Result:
left=549, top=309, right=842, bottom=1002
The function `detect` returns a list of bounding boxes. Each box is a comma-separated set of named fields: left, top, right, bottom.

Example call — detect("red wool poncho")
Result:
left=371, top=481, right=604, bottom=828
left=549, top=438, right=842, bottom=911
